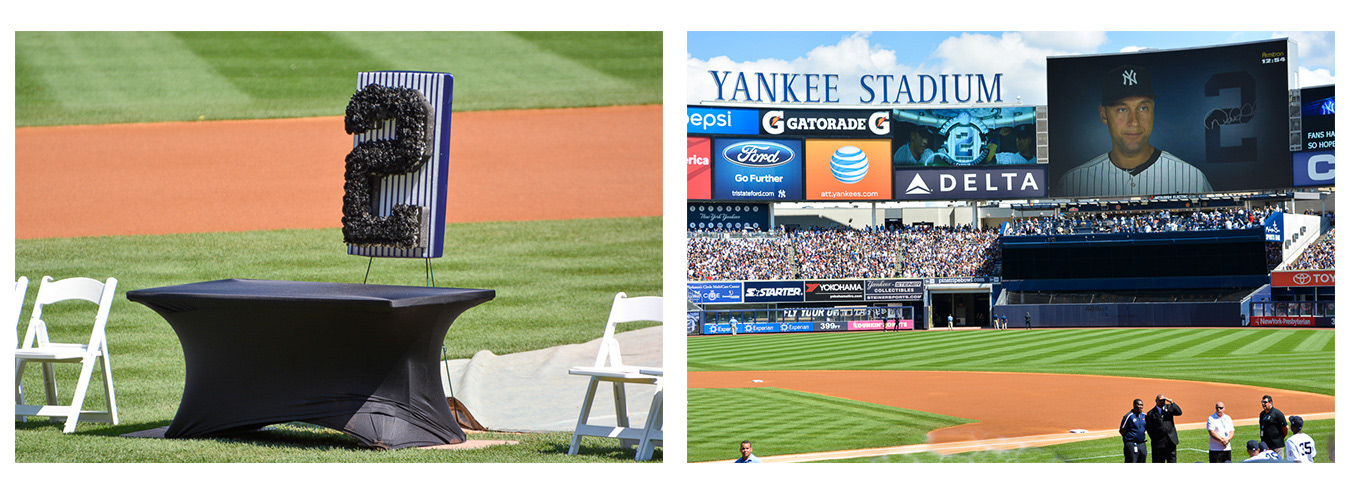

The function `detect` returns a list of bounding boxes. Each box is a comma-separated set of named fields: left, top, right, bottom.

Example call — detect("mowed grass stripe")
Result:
left=686, top=388, right=973, bottom=462
left=16, top=31, right=662, bottom=127
left=1229, top=328, right=1307, bottom=355
left=687, top=328, right=1333, bottom=395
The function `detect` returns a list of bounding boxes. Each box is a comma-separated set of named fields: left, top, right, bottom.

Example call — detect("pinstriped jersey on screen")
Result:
left=1057, top=149, right=1212, bottom=197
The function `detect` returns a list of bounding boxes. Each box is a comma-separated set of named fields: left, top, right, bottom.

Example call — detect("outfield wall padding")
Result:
left=994, top=302, right=1241, bottom=328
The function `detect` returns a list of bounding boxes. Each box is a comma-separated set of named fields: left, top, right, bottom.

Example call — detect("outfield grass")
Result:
left=686, top=329, right=1334, bottom=462
left=14, top=216, right=659, bottom=462
left=15, top=31, right=661, bottom=126
left=687, top=387, right=974, bottom=462
left=688, top=328, right=1334, bottom=395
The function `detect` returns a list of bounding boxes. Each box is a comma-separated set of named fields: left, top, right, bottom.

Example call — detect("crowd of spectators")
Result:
left=687, top=228, right=796, bottom=281
left=1005, top=206, right=1279, bottom=236
left=896, top=226, right=1001, bottom=278
left=1286, top=227, right=1334, bottom=271
left=791, top=226, right=902, bottom=279
left=687, top=224, right=1001, bottom=281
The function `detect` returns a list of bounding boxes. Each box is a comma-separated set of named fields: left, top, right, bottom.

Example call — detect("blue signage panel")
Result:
left=1293, top=151, right=1335, bottom=186
left=713, top=138, right=805, bottom=201
left=702, top=322, right=816, bottom=335
left=1263, top=212, right=1284, bottom=242
left=894, top=166, right=1046, bottom=200
left=743, top=280, right=806, bottom=303
left=687, top=107, right=760, bottom=135
left=687, top=282, right=743, bottom=304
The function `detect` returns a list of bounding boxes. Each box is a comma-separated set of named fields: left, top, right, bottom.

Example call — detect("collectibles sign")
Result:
left=1271, top=270, right=1334, bottom=287
left=705, top=70, right=1005, bottom=105
left=687, top=282, right=742, bottom=304
left=761, top=109, right=891, bottom=137
left=863, top=279, right=923, bottom=301
left=687, top=203, right=770, bottom=231
left=714, top=138, right=805, bottom=201
left=803, top=280, right=865, bottom=302
left=896, top=166, right=1045, bottom=200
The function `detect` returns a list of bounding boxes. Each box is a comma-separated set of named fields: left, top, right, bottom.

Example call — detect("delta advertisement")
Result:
left=688, top=137, right=711, bottom=200
left=713, top=138, right=804, bottom=201
left=891, top=106, right=1038, bottom=167
left=1293, top=84, right=1334, bottom=186
left=804, top=139, right=893, bottom=201
left=1046, top=39, right=1296, bottom=197
left=895, top=166, right=1046, bottom=200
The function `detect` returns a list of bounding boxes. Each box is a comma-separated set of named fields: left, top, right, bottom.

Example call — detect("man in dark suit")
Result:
left=1145, top=394, right=1183, bottom=462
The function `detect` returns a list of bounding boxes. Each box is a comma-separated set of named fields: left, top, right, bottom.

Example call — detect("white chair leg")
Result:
left=611, top=381, right=637, bottom=450
left=636, top=385, right=663, bottom=461
left=14, top=360, right=28, bottom=422
left=569, top=377, right=601, bottom=455
left=62, top=357, right=97, bottom=433
left=100, top=352, right=117, bottom=425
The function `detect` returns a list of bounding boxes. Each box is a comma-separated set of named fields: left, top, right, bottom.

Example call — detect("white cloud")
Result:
left=687, top=31, right=1082, bottom=106
left=687, top=32, right=919, bottom=105
left=1275, top=31, right=1335, bottom=71
left=1299, top=67, right=1335, bottom=88
left=1017, top=31, right=1108, bottom=53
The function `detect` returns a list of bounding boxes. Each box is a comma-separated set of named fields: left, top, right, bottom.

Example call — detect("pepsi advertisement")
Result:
left=687, top=106, right=760, bottom=135
left=713, top=138, right=804, bottom=201
left=1046, top=39, right=1295, bottom=197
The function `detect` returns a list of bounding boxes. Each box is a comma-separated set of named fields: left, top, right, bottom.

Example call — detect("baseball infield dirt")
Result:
left=690, top=370, right=1335, bottom=444
left=15, top=105, right=660, bottom=239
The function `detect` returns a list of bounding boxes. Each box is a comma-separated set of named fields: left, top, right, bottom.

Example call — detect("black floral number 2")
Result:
left=341, top=84, right=436, bottom=249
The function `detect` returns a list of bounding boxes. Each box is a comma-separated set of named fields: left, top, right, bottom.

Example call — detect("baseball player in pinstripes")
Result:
left=1057, top=65, right=1213, bottom=197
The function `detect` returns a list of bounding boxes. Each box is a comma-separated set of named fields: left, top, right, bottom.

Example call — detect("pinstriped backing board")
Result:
left=347, top=71, right=454, bottom=259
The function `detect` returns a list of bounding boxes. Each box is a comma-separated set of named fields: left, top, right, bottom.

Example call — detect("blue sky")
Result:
left=687, top=31, right=1335, bottom=105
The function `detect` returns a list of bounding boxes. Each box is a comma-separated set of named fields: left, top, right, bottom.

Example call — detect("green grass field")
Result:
left=14, top=31, right=662, bottom=462
left=15, top=31, right=661, bottom=126
left=15, top=217, right=660, bottom=462
left=687, top=329, right=1334, bottom=462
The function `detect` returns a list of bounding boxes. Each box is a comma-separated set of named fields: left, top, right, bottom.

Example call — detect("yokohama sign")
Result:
left=1271, top=270, right=1334, bottom=287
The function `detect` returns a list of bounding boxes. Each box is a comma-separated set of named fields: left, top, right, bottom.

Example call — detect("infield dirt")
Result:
left=690, top=370, right=1335, bottom=444
left=15, top=105, right=660, bottom=239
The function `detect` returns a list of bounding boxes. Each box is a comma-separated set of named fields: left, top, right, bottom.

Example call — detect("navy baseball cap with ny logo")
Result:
left=1101, top=64, right=1156, bottom=106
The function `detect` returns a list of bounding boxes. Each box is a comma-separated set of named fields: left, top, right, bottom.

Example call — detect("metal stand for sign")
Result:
left=362, top=257, right=437, bottom=287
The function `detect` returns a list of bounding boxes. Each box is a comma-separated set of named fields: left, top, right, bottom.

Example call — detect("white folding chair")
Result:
left=12, top=276, right=29, bottom=420
left=567, top=292, right=663, bottom=460
left=14, top=276, right=119, bottom=433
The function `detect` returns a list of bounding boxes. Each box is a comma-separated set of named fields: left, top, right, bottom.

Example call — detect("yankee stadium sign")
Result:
left=707, top=71, right=1005, bottom=104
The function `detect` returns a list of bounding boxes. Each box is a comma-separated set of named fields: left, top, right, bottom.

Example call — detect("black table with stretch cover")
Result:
left=126, top=279, right=495, bottom=450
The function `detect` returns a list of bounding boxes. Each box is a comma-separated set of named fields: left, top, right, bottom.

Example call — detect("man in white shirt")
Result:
left=1284, top=416, right=1317, bottom=463
left=1206, top=401, right=1235, bottom=462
